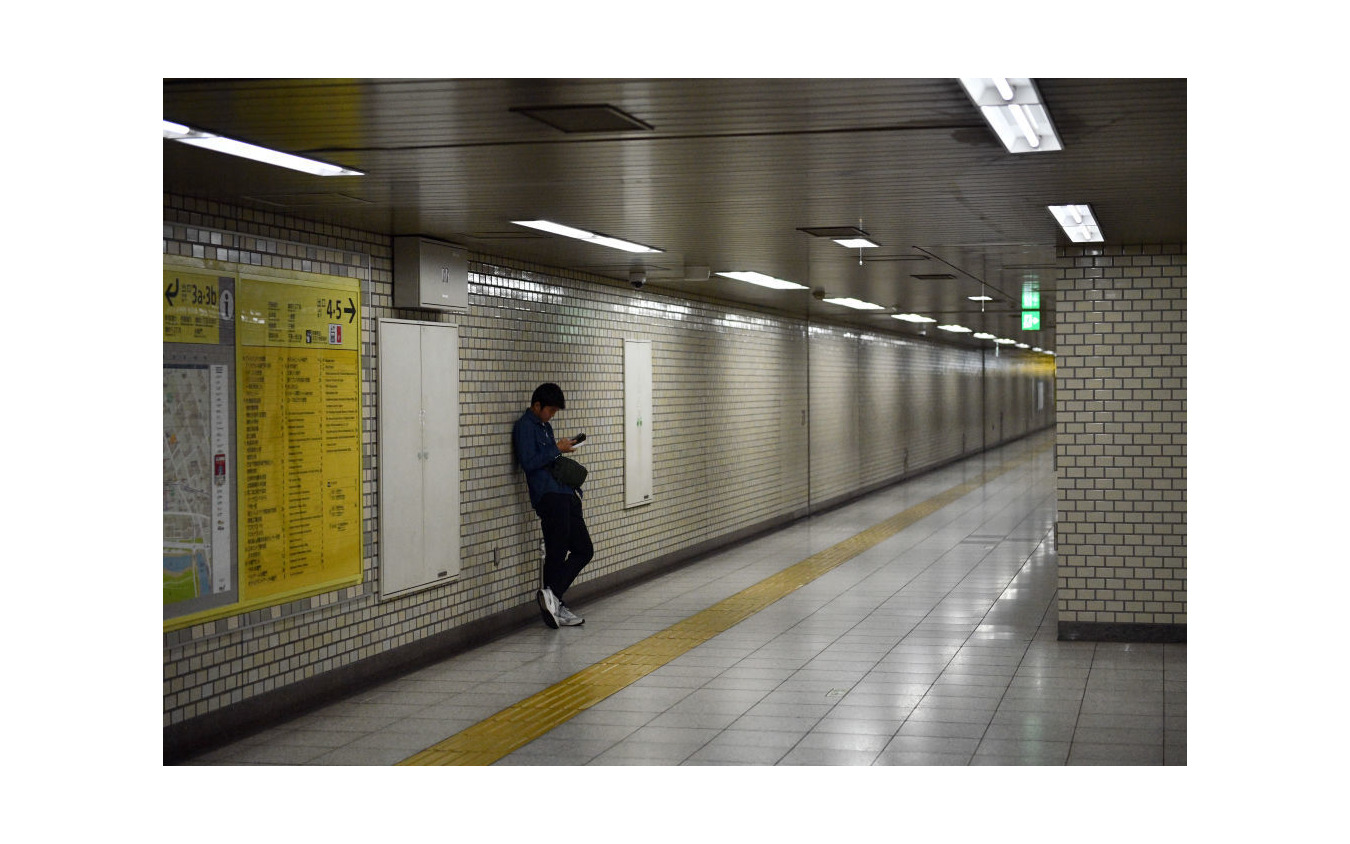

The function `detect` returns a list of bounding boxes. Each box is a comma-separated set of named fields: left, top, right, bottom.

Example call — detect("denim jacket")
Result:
left=513, top=408, right=576, bottom=508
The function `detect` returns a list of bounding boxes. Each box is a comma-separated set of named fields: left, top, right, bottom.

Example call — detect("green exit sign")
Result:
left=1021, top=290, right=1041, bottom=309
left=1021, top=311, right=1041, bottom=330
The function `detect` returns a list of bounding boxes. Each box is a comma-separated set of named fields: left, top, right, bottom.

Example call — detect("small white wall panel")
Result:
left=379, top=320, right=460, bottom=598
left=624, top=339, right=654, bottom=507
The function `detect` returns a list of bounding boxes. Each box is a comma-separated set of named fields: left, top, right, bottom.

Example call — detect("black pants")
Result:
left=536, top=491, right=594, bottom=600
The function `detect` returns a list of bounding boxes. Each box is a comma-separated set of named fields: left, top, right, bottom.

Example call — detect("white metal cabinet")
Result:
left=378, top=319, right=460, bottom=597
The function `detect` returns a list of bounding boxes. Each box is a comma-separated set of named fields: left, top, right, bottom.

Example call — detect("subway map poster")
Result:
left=163, top=362, right=232, bottom=602
left=163, top=269, right=236, bottom=619
left=164, top=259, right=363, bottom=629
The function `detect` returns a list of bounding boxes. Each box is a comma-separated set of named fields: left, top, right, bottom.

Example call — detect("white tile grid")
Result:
left=164, top=197, right=1060, bottom=732
left=1056, top=244, right=1186, bottom=628
left=188, top=434, right=1184, bottom=766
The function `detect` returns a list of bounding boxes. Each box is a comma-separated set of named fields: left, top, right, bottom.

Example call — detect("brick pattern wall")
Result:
left=163, top=194, right=1056, bottom=730
left=1055, top=244, right=1186, bottom=632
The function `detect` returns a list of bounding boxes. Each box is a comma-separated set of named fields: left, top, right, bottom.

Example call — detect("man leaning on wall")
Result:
left=512, top=383, right=594, bottom=628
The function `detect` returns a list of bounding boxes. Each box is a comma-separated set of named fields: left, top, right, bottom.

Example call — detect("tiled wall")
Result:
left=807, top=328, right=1041, bottom=507
left=162, top=195, right=1055, bottom=738
left=1054, top=244, right=1186, bottom=639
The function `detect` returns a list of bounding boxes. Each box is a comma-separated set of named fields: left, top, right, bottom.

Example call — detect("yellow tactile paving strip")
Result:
left=399, top=449, right=1038, bottom=765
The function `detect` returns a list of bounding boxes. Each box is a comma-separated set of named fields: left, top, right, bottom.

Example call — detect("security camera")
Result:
left=811, top=288, right=827, bottom=300
left=629, top=271, right=647, bottom=289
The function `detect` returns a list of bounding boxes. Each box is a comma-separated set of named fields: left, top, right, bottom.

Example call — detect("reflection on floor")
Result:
left=186, top=434, right=1185, bottom=766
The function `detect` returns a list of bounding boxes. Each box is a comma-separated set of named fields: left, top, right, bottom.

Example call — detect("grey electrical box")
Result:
left=394, top=236, right=468, bottom=312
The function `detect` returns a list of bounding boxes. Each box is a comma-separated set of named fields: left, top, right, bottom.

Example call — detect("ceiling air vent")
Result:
left=511, top=104, right=654, bottom=133
left=797, top=226, right=870, bottom=238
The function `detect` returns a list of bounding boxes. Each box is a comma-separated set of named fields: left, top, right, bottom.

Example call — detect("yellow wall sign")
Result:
left=236, top=277, right=361, bottom=351
left=236, top=274, right=362, bottom=603
left=164, top=257, right=366, bottom=632
left=164, top=269, right=229, bottom=344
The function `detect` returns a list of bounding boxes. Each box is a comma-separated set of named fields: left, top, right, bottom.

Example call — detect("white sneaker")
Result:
left=536, top=588, right=561, bottom=629
left=556, top=602, right=585, bottom=627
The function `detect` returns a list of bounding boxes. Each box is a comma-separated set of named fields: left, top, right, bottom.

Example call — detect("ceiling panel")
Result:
left=164, top=78, right=1187, bottom=351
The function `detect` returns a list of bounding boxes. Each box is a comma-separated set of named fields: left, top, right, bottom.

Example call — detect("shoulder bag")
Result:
left=550, top=455, right=588, bottom=488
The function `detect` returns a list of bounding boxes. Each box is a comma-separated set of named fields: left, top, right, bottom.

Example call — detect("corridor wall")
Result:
left=162, top=195, right=1054, bottom=755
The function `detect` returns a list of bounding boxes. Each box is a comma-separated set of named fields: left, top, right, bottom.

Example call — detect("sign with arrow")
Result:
left=236, top=276, right=362, bottom=351
left=163, top=270, right=227, bottom=344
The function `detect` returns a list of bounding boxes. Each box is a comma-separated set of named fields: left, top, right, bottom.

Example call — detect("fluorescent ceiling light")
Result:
left=968, top=295, right=994, bottom=302
left=833, top=238, right=879, bottom=249
left=937, top=324, right=972, bottom=333
left=714, top=271, right=807, bottom=291
left=823, top=297, right=884, bottom=310
left=512, top=219, right=663, bottom=253
left=1048, top=204, right=1104, bottom=243
left=892, top=313, right=936, bottom=323
left=957, top=78, right=1062, bottom=154
left=974, top=332, right=996, bottom=340
left=163, top=119, right=364, bottom=177
left=995, top=337, right=1017, bottom=345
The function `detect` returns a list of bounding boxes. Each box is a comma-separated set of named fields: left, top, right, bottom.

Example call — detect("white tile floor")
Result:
left=185, top=433, right=1185, bottom=765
